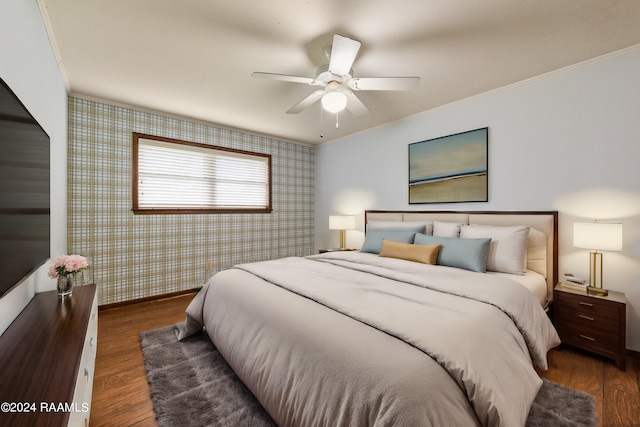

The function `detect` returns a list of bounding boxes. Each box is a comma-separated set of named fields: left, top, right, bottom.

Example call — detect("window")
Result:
left=132, top=133, right=272, bottom=214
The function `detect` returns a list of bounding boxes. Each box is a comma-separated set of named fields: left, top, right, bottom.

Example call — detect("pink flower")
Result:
left=47, top=264, right=59, bottom=278
left=48, top=254, right=89, bottom=278
left=65, top=254, right=88, bottom=272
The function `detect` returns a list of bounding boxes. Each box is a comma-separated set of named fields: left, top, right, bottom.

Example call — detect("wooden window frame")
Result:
left=132, top=133, right=272, bottom=214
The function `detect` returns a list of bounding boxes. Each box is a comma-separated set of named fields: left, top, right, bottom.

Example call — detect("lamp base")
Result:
left=586, top=286, right=608, bottom=296
left=338, top=230, right=347, bottom=250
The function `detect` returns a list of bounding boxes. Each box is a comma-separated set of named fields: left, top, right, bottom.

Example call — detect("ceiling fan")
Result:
left=251, top=35, right=420, bottom=118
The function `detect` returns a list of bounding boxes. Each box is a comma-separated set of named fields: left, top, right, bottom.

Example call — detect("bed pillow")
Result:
left=414, top=234, right=491, bottom=273
left=433, top=221, right=465, bottom=237
left=460, top=224, right=530, bottom=275
left=379, top=240, right=441, bottom=264
left=367, top=220, right=432, bottom=235
left=526, top=227, right=547, bottom=278
left=360, top=230, right=417, bottom=254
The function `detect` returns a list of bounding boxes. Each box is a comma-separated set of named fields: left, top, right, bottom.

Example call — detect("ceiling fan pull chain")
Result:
left=320, top=106, right=324, bottom=138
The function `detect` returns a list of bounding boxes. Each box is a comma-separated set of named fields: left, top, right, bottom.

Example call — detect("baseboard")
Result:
left=98, top=287, right=200, bottom=311
left=627, top=349, right=640, bottom=363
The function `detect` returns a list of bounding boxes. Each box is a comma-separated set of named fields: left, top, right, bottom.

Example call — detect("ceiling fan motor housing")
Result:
left=313, top=64, right=352, bottom=86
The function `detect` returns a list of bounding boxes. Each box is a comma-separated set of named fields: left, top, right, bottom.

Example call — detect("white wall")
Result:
left=316, top=44, right=640, bottom=351
left=0, top=0, right=68, bottom=333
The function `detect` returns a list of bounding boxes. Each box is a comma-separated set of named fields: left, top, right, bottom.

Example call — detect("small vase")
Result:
left=57, top=274, right=73, bottom=298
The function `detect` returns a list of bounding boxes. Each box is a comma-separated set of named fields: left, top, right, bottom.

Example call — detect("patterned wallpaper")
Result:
left=67, top=97, right=315, bottom=305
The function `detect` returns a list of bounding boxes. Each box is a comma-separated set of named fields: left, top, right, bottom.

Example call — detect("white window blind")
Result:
left=134, top=135, right=271, bottom=212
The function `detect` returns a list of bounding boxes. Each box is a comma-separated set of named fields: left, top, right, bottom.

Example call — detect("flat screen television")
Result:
left=0, top=78, right=50, bottom=298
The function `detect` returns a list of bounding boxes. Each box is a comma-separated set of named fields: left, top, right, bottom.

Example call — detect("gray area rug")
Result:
left=141, top=323, right=596, bottom=427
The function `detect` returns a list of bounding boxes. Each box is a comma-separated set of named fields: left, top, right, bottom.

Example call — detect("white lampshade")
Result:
left=329, top=215, right=355, bottom=230
left=573, top=221, right=623, bottom=251
left=321, top=91, right=347, bottom=113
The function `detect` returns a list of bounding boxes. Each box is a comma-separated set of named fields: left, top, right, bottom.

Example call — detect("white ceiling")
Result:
left=39, top=0, right=640, bottom=145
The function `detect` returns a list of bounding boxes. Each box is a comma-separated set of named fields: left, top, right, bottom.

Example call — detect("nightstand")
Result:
left=319, top=248, right=357, bottom=254
left=553, top=283, right=626, bottom=371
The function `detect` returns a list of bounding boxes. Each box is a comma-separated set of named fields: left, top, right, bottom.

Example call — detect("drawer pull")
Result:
left=579, top=301, right=594, bottom=307
left=579, top=334, right=595, bottom=341
left=578, top=314, right=594, bottom=321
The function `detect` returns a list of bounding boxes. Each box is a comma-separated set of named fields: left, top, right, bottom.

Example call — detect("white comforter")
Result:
left=182, top=252, right=560, bottom=427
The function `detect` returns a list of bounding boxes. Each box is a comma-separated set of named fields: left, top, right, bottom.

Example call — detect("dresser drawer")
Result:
left=68, top=289, right=98, bottom=427
left=556, top=292, right=619, bottom=320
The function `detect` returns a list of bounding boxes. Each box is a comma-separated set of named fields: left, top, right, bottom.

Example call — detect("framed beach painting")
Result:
left=408, top=128, right=488, bottom=204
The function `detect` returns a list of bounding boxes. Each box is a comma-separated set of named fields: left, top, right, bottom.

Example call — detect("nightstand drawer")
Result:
left=558, top=322, right=619, bottom=357
left=558, top=310, right=618, bottom=332
left=556, top=292, right=619, bottom=320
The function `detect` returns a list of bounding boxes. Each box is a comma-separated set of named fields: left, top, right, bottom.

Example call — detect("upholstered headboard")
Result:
left=364, top=210, right=558, bottom=302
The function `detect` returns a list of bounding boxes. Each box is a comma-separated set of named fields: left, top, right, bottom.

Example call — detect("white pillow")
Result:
left=460, top=224, right=530, bottom=275
left=433, top=221, right=464, bottom=238
left=367, top=220, right=433, bottom=235
left=527, top=227, right=547, bottom=278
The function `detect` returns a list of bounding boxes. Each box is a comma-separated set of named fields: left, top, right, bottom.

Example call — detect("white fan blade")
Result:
left=252, top=72, right=316, bottom=85
left=345, top=91, right=370, bottom=117
left=349, top=77, right=420, bottom=91
left=328, top=35, right=361, bottom=77
left=286, top=90, right=325, bottom=114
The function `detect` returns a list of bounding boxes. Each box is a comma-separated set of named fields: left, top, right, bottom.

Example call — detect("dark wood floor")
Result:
left=539, top=346, right=640, bottom=427
left=90, top=293, right=195, bottom=426
left=91, top=293, right=640, bottom=427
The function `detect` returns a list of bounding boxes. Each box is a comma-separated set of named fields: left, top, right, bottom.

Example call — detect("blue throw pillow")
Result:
left=414, top=234, right=491, bottom=273
left=360, top=230, right=417, bottom=254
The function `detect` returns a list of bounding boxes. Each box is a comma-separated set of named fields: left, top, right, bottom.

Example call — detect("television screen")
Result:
left=0, top=78, right=50, bottom=298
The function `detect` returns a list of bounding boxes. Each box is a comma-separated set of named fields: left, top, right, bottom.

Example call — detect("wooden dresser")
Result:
left=0, top=284, right=97, bottom=426
left=553, top=284, right=626, bottom=371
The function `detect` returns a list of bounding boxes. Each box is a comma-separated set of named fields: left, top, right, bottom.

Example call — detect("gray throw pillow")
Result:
left=360, top=230, right=417, bottom=254
left=414, top=234, right=491, bottom=273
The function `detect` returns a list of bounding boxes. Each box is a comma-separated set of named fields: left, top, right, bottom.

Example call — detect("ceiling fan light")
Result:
left=321, top=91, right=347, bottom=113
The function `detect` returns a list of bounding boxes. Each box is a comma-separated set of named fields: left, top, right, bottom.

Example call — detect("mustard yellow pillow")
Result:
left=378, top=240, right=441, bottom=265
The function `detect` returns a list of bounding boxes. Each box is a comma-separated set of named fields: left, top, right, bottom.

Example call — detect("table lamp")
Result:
left=573, top=221, right=622, bottom=296
left=329, top=215, right=355, bottom=249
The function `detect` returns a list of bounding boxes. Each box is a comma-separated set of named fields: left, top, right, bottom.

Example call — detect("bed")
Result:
left=181, top=210, right=561, bottom=427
